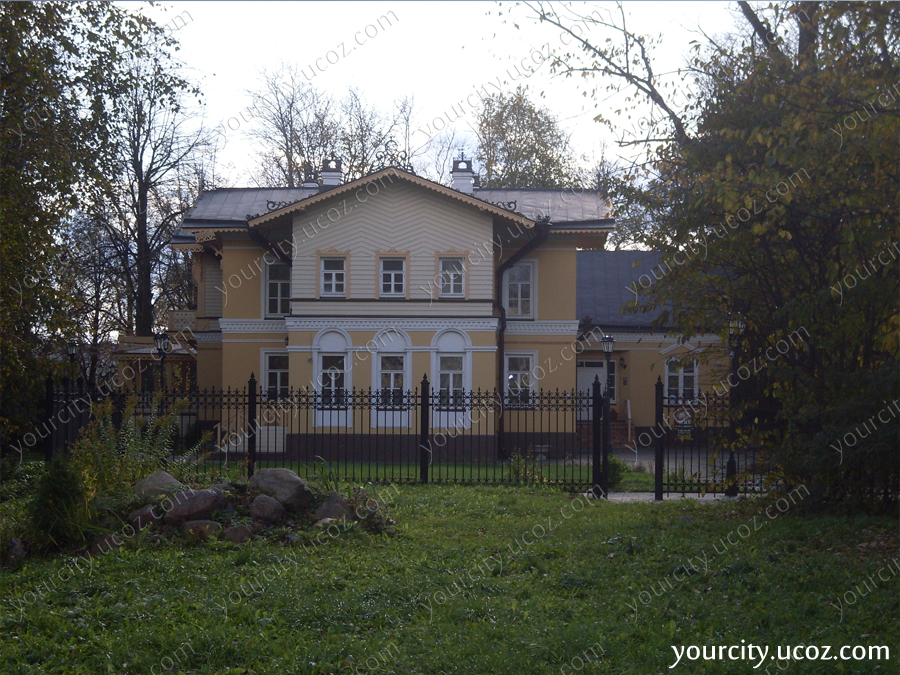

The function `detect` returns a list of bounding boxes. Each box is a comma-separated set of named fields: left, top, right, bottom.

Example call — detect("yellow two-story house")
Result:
left=166, top=157, right=612, bottom=406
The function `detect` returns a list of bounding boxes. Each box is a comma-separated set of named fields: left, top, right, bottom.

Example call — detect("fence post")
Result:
left=419, top=374, right=430, bottom=484
left=591, top=376, right=603, bottom=498
left=654, top=376, right=664, bottom=501
left=602, top=387, right=611, bottom=498
left=44, top=376, right=54, bottom=462
left=247, top=373, right=257, bottom=479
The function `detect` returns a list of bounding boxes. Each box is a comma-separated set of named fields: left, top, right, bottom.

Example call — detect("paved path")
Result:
left=581, top=490, right=750, bottom=503
left=604, top=491, right=742, bottom=503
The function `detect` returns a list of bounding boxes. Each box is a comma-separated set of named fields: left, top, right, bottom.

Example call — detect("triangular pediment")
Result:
left=248, top=167, right=535, bottom=230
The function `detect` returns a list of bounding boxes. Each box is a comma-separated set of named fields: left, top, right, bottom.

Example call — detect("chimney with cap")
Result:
left=321, top=157, right=343, bottom=188
left=301, top=166, right=319, bottom=189
left=451, top=156, right=475, bottom=194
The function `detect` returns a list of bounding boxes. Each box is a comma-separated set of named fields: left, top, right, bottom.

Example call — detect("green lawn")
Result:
left=1, top=485, right=897, bottom=674
left=185, top=459, right=658, bottom=492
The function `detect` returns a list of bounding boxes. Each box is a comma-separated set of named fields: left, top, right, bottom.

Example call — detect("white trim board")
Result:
left=505, top=321, right=580, bottom=335
left=219, top=319, right=288, bottom=333
left=285, top=317, right=499, bottom=332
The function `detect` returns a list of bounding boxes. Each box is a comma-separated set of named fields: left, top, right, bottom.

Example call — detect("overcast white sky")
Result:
left=132, top=1, right=746, bottom=185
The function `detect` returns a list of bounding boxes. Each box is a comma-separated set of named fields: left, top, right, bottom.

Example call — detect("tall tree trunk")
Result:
left=796, top=2, right=820, bottom=66
left=135, top=185, right=153, bottom=335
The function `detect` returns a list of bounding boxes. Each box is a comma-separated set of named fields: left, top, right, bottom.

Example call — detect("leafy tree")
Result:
left=0, top=2, right=170, bottom=453
left=474, top=85, right=578, bottom=187
left=519, top=1, right=899, bottom=509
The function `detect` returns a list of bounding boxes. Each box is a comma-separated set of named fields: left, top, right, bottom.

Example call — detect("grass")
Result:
left=1, top=485, right=896, bottom=674
left=173, top=457, right=659, bottom=492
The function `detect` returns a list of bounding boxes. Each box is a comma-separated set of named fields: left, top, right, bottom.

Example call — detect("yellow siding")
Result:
left=219, top=244, right=267, bottom=320
left=221, top=337, right=287, bottom=391
left=580, top=339, right=728, bottom=429
left=532, top=248, right=576, bottom=321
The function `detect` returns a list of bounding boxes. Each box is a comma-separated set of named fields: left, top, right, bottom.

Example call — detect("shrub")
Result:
left=69, top=397, right=209, bottom=499
left=28, top=456, right=95, bottom=550
left=508, top=446, right=548, bottom=484
left=345, top=485, right=397, bottom=536
left=607, top=456, right=629, bottom=489
left=69, top=398, right=171, bottom=498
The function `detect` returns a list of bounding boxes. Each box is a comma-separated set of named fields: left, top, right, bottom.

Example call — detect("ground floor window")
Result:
left=506, top=353, right=533, bottom=405
left=266, top=353, right=289, bottom=398
left=666, top=358, right=698, bottom=401
left=378, top=354, right=405, bottom=407
left=438, top=354, right=464, bottom=409
left=320, top=354, right=346, bottom=407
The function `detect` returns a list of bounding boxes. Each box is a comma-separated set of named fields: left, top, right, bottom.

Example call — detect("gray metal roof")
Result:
left=474, top=188, right=611, bottom=224
left=181, top=185, right=610, bottom=229
left=577, top=250, right=667, bottom=329
left=183, top=187, right=319, bottom=226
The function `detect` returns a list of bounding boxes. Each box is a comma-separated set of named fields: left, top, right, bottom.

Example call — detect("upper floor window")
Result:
left=504, top=261, right=534, bottom=319
left=321, top=258, right=346, bottom=297
left=266, top=353, right=289, bottom=399
left=666, top=359, right=698, bottom=402
left=266, top=263, right=291, bottom=317
left=439, top=258, right=465, bottom=297
left=380, top=259, right=405, bottom=297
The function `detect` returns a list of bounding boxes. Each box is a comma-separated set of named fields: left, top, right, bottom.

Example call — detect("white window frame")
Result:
left=438, top=258, right=465, bottom=298
left=264, top=261, right=291, bottom=318
left=262, top=351, right=290, bottom=400
left=505, top=351, right=537, bottom=406
left=371, top=349, right=412, bottom=428
left=318, top=353, right=348, bottom=409
left=380, top=258, right=405, bottom=297
left=376, top=353, right=407, bottom=409
left=437, top=353, right=466, bottom=410
left=665, top=358, right=699, bottom=402
left=502, top=259, right=536, bottom=320
left=320, top=257, right=346, bottom=297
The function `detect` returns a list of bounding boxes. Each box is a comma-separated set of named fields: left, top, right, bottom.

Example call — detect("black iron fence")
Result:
left=45, top=376, right=763, bottom=496
left=45, top=375, right=616, bottom=493
left=652, top=377, right=764, bottom=497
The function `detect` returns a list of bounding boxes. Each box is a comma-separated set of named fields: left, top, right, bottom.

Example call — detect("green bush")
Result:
left=508, top=447, right=548, bottom=484
left=69, top=398, right=171, bottom=498
left=28, top=456, right=94, bottom=550
left=607, top=455, right=629, bottom=489
left=69, top=397, right=209, bottom=498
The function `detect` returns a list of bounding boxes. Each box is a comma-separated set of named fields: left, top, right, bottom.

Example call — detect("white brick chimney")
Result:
left=451, top=157, right=475, bottom=194
left=321, top=157, right=343, bottom=187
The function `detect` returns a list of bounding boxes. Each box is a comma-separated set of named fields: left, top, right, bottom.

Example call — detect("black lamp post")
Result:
left=67, top=340, right=78, bottom=366
left=600, top=334, right=615, bottom=497
left=154, top=332, right=170, bottom=392
left=725, top=313, right=745, bottom=497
